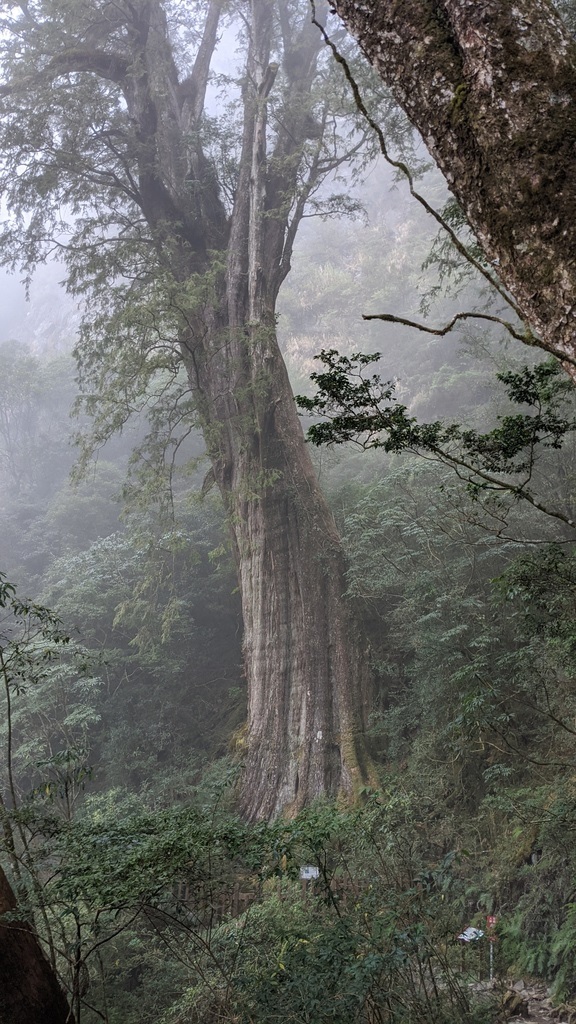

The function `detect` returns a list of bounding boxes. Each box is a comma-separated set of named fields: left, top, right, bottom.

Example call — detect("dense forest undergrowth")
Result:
left=1, top=173, right=576, bottom=1021
left=0, top=0, right=576, bottom=1020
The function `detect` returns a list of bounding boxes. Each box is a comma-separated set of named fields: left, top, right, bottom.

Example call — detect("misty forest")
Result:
left=2, top=1, right=576, bottom=1022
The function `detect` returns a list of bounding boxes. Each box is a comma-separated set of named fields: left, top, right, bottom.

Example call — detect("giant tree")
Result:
left=0, top=0, right=380, bottom=818
left=327, top=0, right=576, bottom=377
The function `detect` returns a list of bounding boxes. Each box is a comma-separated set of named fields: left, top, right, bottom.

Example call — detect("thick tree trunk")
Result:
left=188, top=310, right=373, bottom=819
left=330, top=0, right=576, bottom=375
left=131, top=0, right=376, bottom=818
left=0, top=866, right=73, bottom=1024
left=178, top=0, right=375, bottom=818
left=0, top=0, right=377, bottom=819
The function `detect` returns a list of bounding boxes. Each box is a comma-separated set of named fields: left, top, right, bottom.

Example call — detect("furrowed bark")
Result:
left=188, top=313, right=373, bottom=819
left=329, top=0, right=576, bottom=376
left=183, top=0, right=374, bottom=817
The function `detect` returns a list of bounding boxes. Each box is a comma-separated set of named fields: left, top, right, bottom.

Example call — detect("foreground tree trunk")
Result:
left=190, top=307, right=372, bottom=817
left=330, top=0, right=576, bottom=375
left=0, top=866, right=73, bottom=1024
left=0, top=0, right=374, bottom=818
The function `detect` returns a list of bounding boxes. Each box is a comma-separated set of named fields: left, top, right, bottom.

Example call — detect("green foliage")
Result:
left=328, top=452, right=576, bottom=1005
left=419, top=198, right=491, bottom=316
left=298, top=351, right=576, bottom=529
left=0, top=573, right=99, bottom=821
left=149, top=799, right=494, bottom=1024
left=0, top=0, right=399, bottom=487
left=495, top=788, right=576, bottom=999
left=0, top=4, right=575, bottom=1019
left=0, top=343, right=76, bottom=498
left=40, top=492, right=242, bottom=794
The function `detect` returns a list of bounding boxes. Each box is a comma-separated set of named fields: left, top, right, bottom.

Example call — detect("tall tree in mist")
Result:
left=0, top=0, right=376, bottom=819
left=329, top=0, right=576, bottom=377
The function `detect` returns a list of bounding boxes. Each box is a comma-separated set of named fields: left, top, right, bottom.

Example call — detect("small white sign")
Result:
left=458, top=927, right=484, bottom=942
left=300, top=865, right=319, bottom=880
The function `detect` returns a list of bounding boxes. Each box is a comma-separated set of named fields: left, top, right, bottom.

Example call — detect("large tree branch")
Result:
left=311, top=8, right=523, bottom=319
left=0, top=49, right=130, bottom=97
left=248, top=61, right=278, bottom=317
left=227, top=0, right=274, bottom=312
left=179, top=0, right=222, bottom=127
left=257, top=5, right=330, bottom=300
left=118, top=1, right=219, bottom=264
left=47, top=49, right=130, bottom=84
left=327, top=0, right=576, bottom=379
left=274, top=113, right=368, bottom=294
left=362, top=310, right=576, bottom=367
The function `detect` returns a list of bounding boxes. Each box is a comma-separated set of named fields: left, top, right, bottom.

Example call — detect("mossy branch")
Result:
left=363, top=310, right=531, bottom=344
left=297, top=349, right=576, bottom=531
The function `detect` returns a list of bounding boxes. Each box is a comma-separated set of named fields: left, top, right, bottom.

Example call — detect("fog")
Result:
left=0, top=0, right=574, bottom=1019
left=0, top=260, right=78, bottom=351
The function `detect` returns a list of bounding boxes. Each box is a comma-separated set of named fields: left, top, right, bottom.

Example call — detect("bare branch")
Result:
left=364, top=310, right=531, bottom=344
left=363, top=310, right=576, bottom=368
left=179, top=0, right=222, bottom=125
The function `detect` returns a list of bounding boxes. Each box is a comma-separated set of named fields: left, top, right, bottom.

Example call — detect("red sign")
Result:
left=486, top=915, right=498, bottom=940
